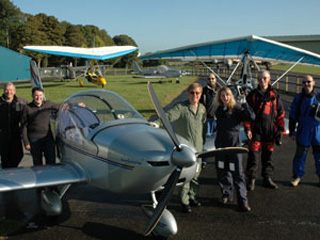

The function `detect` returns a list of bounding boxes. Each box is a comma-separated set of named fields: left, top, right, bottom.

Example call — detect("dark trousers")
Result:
left=246, top=149, right=274, bottom=179
left=0, top=137, right=23, bottom=168
left=216, top=154, right=248, bottom=206
left=30, top=136, right=56, bottom=166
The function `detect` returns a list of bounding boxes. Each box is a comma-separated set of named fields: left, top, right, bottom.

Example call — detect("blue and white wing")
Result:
left=23, top=46, right=138, bottom=60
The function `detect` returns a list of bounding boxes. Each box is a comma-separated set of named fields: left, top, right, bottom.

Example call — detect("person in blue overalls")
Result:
left=289, top=75, right=320, bottom=187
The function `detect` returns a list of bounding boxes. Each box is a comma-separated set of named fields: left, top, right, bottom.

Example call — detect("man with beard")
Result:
left=200, top=73, right=219, bottom=137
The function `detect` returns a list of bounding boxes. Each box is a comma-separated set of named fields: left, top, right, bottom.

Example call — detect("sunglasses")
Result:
left=189, top=91, right=201, bottom=95
left=208, top=78, right=216, bottom=80
left=303, top=80, right=312, bottom=84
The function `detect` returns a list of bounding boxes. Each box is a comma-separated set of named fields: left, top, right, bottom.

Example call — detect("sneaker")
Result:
left=291, top=177, right=300, bottom=187
left=247, top=179, right=256, bottom=191
left=181, top=204, right=192, bottom=213
left=189, top=199, right=201, bottom=207
left=220, top=197, right=229, bottom=205
left=239, top=204, right=251, bottom=212
left=26, top=221, right=39, bottom=229
left=263, top=178, right=279, bottom=189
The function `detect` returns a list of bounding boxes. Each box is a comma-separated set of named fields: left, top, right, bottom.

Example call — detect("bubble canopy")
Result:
left=57, top=90, right=146, bottom=139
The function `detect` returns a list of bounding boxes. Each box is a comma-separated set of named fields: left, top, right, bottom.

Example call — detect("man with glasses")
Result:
left=244, top=70, right=285, bottom=191
left=289, top=75, right=320, bottom=187
left=158, top=83, right=206, bottom=213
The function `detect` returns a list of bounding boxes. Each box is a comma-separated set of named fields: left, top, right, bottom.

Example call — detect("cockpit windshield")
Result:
left=57, top=90, right=145, bottom=141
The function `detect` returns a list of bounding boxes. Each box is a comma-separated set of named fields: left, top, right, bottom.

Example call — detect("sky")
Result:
left=11, top=0, right=320, bottom=54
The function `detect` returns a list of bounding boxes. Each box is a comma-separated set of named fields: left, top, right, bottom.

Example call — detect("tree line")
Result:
left=0, top=0, right=138, bottom=68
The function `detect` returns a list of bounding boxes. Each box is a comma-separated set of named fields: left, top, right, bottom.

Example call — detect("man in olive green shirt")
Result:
left=163, top=83, right=207, bottom=213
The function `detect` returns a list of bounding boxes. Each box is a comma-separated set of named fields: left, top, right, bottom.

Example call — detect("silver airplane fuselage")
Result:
left=56, top=90, right=198, bottom=195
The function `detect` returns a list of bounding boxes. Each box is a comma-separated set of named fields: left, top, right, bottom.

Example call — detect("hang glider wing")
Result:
left=23, top=45, right=138, bottom=60
left=0, top=163, right=87, bottom=193
left=141, top=35, right=320, bottom=66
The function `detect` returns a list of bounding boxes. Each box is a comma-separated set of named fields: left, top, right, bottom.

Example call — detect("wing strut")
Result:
left=189, top=50, right=226, bottom=87
left=272, top=56, right=305, bottom=86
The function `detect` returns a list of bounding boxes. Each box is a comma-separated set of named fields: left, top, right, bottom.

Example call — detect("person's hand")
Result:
left=25, top=144, right=31, bottom=151
left=246, top=130, right=252, bottom=140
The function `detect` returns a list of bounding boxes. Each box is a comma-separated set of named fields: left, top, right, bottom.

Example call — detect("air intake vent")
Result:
left=147, top=161, right=170, bottom=166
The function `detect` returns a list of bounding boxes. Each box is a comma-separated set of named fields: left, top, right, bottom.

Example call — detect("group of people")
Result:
left=0, top=83, right=60, bottom=171
left=1, top=71, right=320, bottom=216
left=161, top=70, right=320, bottom=213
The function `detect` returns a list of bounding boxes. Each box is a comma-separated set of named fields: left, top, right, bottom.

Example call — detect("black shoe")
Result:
left=220, top=197, right=229, bottom=205
left=189, top=199, right=201, bottom=207
left=239, top=204, right=251, bottom=212
left=181, top=204, right=192, bottom=213
left=263, top=178, right=279, bottom=189
left=247, top=179, right=255, bottom=191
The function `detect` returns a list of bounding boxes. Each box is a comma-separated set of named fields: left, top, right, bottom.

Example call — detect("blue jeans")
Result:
left=207, top=119, right=216, bottom=136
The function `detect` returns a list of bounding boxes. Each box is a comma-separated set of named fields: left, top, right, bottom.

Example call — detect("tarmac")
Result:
left=2, top=81, right=320, bottom=240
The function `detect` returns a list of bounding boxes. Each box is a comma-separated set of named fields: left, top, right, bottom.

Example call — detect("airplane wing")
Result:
left=141, top=35, right=320, bottom=66
left=0, top=163, right=87, bottom=193
left=132, top=75, right=168, bottom=79
left=23, top=45, right=138, bottom=60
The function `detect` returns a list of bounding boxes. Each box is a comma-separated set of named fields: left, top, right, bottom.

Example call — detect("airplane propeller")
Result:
left=145, top=82, right=248, bottom=236
left=147, top=82, right=181, bottom=151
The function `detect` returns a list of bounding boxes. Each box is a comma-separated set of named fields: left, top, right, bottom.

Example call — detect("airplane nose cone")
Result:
left=171, top=144, right=196, bottom=168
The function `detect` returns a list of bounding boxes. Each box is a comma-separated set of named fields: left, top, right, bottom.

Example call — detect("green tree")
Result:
left=113, top=34, right=139, bottom=68
left=0, top=0, right=24, bottom=49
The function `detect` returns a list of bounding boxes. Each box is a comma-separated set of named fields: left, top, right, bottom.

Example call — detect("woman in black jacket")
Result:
left=215, top=87, right=255, bottom=212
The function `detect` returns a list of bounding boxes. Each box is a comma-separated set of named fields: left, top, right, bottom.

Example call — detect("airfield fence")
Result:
left=187, top=67, right=320, bottom=95
left=36, top=65, right=320, bottom=95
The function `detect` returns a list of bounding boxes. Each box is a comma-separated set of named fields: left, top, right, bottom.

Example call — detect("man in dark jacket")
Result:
left=0, top=82, right=28, bottom=220
left=0, top=82, right=28, bottom=168
left=200, top=73, right=219, bottom=136
left=244, top=70, right=285, bottom=191
left=22, top=87, right=60, bottom=165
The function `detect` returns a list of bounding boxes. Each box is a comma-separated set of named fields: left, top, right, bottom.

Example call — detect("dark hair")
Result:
left=32, top=87, right=44, bottom=95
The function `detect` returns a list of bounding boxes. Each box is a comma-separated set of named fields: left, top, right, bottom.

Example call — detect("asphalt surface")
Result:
left=2, top=83, right=320, bottom=240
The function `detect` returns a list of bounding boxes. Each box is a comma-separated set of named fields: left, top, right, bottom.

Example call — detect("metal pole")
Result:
left=272, top=56, right=305, bottom=86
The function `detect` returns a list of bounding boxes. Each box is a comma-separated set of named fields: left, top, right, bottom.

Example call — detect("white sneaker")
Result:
left=291, top=177, right=300, bottom=187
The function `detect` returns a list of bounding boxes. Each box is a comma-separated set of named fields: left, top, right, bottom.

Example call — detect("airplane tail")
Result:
left=30, top=60, right=46, bottom=99
left=30, top=60, right=44, bottom=89
left=132, top=61, right=143, bottom=73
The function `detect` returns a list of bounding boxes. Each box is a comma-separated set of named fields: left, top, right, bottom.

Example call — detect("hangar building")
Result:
left=0, top=46, right=31, bottom=82
left=267, top=35, right=320, bottom=55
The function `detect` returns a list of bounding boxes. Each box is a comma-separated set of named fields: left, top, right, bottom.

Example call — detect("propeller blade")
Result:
left=144, top=168, right=181, bottom=236
left=148, top=82, right=181, bottom=150
left=197, top=147, right=249, bottom=158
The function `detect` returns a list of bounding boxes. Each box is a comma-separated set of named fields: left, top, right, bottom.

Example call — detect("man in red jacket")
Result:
left=244, top=70, right=285, bottom=191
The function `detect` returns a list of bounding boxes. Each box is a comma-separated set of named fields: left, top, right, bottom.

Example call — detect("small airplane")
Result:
left=132, top=61, right=187, bottom=83
left=0, top=82, right=247, bottom=238
left=23, top=45, right=138, bottom=87
left=141, top=35, right=320, bottom=101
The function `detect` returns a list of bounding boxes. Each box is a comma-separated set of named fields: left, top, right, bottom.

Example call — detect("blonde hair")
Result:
left=188, top=82, right=203, bottom=92
left=215, top=87, right=236, bottom=114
